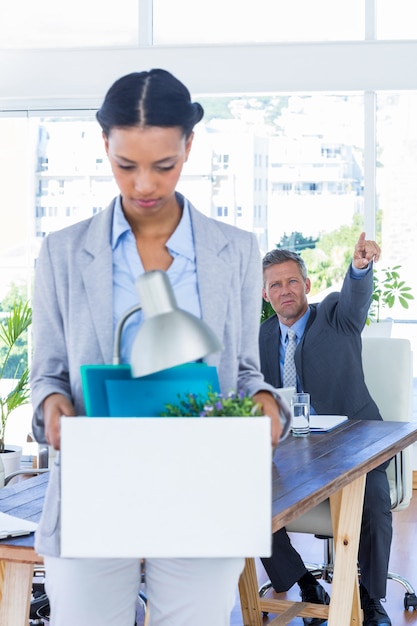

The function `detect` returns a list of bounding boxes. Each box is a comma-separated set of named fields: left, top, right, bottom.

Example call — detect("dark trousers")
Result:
left=261, top=465, right=392, bottom=599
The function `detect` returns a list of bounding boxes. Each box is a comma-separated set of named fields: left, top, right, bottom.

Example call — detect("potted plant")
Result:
left=0, top=299, right=32, bottom=475
left=161, top=387, right=264, bottom=417
left=364, top=265, right=414, bottom=336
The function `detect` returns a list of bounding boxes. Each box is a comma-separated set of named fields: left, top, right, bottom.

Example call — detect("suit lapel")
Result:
left=273, top=324, right=282, bottom=387
left=265, top=318, right=281, bottom=387
left=294, top=304, right=316, bottom=378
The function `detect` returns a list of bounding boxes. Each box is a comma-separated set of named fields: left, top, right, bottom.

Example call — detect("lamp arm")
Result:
left=112, top=304, right=143, bottom=365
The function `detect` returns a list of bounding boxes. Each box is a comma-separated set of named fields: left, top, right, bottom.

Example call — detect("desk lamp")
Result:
left=113, top=269, right=223, bottom=377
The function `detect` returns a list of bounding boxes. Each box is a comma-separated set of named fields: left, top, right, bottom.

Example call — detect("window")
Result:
left=2, top=1, right=417, bottom=449
left=377, top=0, right=417, bottom=39
left=376, top=92, right=417, bottom=321
left=153, top=0, right=363, bottom=44
left=0, top=0, right=139, bottom=48
left=1, top=90, right=412, bottom=305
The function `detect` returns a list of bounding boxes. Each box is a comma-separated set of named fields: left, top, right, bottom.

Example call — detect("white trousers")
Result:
left=44, top=556, right=245, bottom=626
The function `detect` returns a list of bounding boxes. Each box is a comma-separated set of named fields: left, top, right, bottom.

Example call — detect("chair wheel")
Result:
left=404, top=592, right=417, bottom=610
left=30, top=594, right=49, bottom=619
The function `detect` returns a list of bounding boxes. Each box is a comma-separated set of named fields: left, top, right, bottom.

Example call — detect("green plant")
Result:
left=0, top=300, right=32, bottom=453
left=161, top=387, right=264, bottom=417
left=261, top=298, right=275, bottom=323
left=368, top=265, right=414, bottom=323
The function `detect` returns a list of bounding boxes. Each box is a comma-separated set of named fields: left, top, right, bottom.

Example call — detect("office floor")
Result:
left=134, top=489, right=417, bottom=625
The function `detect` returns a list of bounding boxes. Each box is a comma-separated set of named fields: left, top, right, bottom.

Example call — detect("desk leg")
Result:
left=328, top=475, right=366, bottom=626
left=238, top=558, right=263, bottom=626
left=0, top=560, right=33, bottom=626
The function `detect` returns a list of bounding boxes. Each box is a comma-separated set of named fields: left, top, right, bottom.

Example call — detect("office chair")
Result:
left=260, top=337, right=417, bottom=611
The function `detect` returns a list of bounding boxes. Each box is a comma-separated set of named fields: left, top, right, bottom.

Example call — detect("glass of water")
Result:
left=291, top=392, right=310, bottom=437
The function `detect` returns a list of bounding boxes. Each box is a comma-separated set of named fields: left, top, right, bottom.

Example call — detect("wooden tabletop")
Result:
left=0, top=472, right=49, bottom=562
left=1, top=419, right=417, bottom=554
left=270, top=418, right=417, bottom=532
left=2, top=419, right=417, bottom=545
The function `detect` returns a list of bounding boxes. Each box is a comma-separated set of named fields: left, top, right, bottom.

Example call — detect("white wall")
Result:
left=1, top=41, right=417, bottom=110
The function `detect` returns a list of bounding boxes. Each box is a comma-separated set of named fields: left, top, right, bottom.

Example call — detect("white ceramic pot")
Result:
left=0, top=444, right=23, bottom=479
left=0, top=455, right=4, bottom=487
left=362, top=319, right=393, bottom=338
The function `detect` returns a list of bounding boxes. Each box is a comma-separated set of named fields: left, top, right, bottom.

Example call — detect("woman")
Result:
left=30, top=68, right=290, bottom=626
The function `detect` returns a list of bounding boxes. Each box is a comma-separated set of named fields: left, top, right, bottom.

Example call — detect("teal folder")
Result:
left=81, top=364, right=132, bottom=417
left=81, top=362, right=220, bottom=417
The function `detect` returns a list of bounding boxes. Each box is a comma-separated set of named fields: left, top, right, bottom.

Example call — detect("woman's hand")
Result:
left=42, top=393, right=76, bottom=451
left=252, top=390, right=284, bottom=447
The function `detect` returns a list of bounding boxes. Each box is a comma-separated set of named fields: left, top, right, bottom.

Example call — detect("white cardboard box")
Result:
left=60, top=417, right=272, bottom=558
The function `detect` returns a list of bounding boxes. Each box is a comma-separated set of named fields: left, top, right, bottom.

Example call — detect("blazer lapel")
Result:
left=189, top=205, right=231, bottom=350
left=80, top=203, right=115, bottom=363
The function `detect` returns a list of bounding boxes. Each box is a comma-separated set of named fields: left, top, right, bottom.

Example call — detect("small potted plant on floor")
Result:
left=0, top=299, right=32, bottom=475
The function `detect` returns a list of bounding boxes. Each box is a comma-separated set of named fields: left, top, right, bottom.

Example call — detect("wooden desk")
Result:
left=2, top=421, right=417, bottom=626
left=238, top=419, right=417, bottom=626
left=0, top=472, right=48, bottom=626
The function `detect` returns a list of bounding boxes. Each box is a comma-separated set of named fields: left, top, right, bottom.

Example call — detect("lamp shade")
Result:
left=129, top=270, right=223, bottom=377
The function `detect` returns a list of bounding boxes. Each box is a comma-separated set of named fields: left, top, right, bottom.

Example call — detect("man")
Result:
left=259, top=233, right=392, bottom=626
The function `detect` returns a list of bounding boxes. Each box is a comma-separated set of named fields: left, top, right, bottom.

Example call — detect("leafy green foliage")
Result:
left=369, top=265, right=414, bottom=323
left=197, top=97, right=235, bottom=120
left=0, top=300, right=32, bottom=452
left=197, top=95, right=290, bottom=131
left=302, top=218, right=364, bottom=295
left=277, top=232, right=317, bottom=253
left=161, top=387, right=263, bottom=417
left=0, top=283, right=28, bottom=312
left=0, top=284, right=31, bottom=378
left=273, top=215, right=372, bottom=298
left=261, top=299, right=275, bottom=323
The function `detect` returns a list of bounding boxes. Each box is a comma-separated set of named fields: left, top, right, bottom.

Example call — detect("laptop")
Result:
left=0, top=511, right=37, bottom=539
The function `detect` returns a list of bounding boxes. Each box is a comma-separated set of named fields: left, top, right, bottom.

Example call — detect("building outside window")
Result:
left=1, top=0, right=417, bottom=446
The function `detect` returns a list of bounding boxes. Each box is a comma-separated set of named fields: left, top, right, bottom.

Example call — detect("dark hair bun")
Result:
left=97, top=69, right=204, bottom=137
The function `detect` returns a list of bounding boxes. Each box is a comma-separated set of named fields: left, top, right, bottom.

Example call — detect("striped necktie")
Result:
left=283, top=328, right=297, bottom=389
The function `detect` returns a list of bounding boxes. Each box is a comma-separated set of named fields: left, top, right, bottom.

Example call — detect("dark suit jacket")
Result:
left=259, top=264, right=382, bottom=420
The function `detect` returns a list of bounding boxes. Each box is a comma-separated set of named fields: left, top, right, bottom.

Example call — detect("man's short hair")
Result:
left=262, top=249, right=308, bottom=281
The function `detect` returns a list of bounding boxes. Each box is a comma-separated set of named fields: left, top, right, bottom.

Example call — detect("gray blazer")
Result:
left=31, top=195, right=290, bottom=557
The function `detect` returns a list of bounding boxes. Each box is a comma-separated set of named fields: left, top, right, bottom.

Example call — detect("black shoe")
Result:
left=300, top=583, right=330, bottom=626
left=360, top=585, right=391, bottom=626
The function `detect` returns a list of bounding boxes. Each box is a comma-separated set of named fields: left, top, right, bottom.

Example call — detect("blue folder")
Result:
left=81, top=362, right=220, bottom=417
